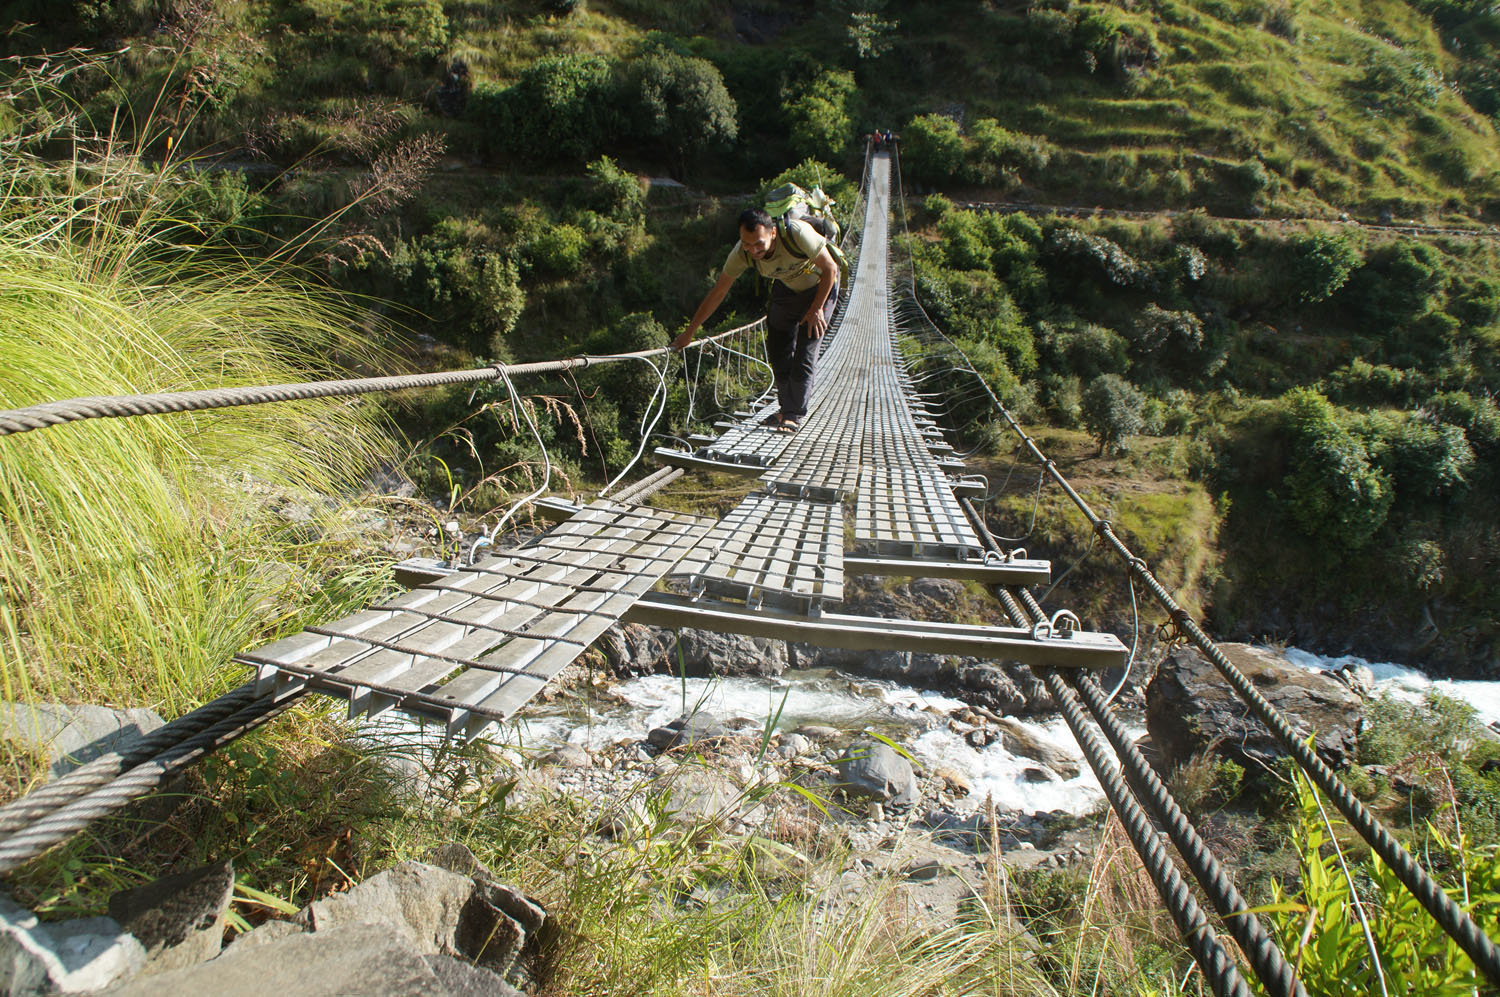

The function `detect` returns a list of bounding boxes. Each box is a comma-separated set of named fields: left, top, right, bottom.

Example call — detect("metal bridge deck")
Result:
left=236, top=501, right=712, bottom=739
left=671, top=492, right=843, bottom=613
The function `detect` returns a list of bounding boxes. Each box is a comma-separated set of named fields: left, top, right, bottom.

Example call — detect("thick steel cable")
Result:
left=963, top=498, right=1299, bottom=993
left=962, top=537, right=1246, bottom=993
left=0, top=683, right=265, bottom=833
left=891, top=146, right=1500, bottom=981
left=0, top=323, right=759, bottom=440
left=1040, top=668, right=1251, bottom=997
left=1069, top=670, right=1306, bottom=997
left=0, top=691, right=298, bottom=873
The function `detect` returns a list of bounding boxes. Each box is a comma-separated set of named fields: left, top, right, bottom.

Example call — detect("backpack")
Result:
left=761, top=182, right=850, bottom=284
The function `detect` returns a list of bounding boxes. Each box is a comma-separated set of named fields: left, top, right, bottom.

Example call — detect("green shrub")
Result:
left=1366, top=412, right=1475, bottom=498
left=1081, top=373, right=1146, bottom=453
left=1449, top=276, right=1500, bottom=327
left=622, top=49, right=738, bottom=169
left=584, top=156, right=645, bottom=222
left=477, top=54, right=615, bottom=162
left=1268, top=776, right=1496, bottom=993
left=1279, top=388, right=1393, bottom=551
left=526, top=223, right=589, bottom=278
left=1344, top=242, right=1446, bottom=325
left=783, top=70, right=857, bottom=162
left=900, top=113, right=965, bottom=183
left=1291, top=231, right=1363, bottom=304
left=1039, top=319, right=1130, bottom=378
left=360, top=230, right=524, bottom=355
left=964, top=118, right=1053, bottom=184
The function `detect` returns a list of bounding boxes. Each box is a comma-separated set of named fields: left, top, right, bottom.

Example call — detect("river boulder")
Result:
left=1145, top=643, right=1363, bottom=774
left=836, top=740, right=919, bottom=805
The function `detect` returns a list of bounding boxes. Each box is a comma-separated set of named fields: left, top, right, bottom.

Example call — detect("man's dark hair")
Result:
left=738, top=207, right=773, bottom=231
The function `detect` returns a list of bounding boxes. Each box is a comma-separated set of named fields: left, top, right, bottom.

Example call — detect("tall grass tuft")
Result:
left=0, top=70, right=398, bottom=720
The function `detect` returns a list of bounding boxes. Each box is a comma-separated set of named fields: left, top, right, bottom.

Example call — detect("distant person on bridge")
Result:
left=671, top=208, right=839, bottom=432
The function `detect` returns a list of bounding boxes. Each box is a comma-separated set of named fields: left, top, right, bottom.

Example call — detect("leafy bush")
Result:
left=526, top=223, right=589, bottom=278
left=360, top=229, right=524, bottom=355
left=1449, top=276, right=1500, bottom=327
left=1132, top=304, right=1204, bottom=351
left=1268, top=776, right=1496, bottom=994
left=1279, top=388, right=1393, bottom=550
left=1081, top=373, right=1146, bottom=453
left=1366, top=412, right=1475, bottom=498
left=783, top=70, right=857, bottom=162
left=1343, top=242, right=1446, bottom=325
left=900, top=113, right=965, bottom=183
left=476, top=54, right=614, bottom=162
left=1291, top=231, right=1363, bottom=304
left=584, top=156, right=645, bottom=222
left=621, top=49, right=738, bottom=168
left=964, top=119, right=1052, bottom=185
left=1039, top=319, right=1130, bottom=378
left=1046, top=227, right=1147, bottom=286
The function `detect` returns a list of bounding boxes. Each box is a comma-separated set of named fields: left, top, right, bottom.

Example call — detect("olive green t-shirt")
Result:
left=719, top=218, right=828, bottom=293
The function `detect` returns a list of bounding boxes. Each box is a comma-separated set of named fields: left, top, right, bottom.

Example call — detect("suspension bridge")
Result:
left=0, top=146, right=1496, bottom=996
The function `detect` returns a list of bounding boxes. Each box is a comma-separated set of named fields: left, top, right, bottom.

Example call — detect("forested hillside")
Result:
left=8, top=0, right=1500, bottom=672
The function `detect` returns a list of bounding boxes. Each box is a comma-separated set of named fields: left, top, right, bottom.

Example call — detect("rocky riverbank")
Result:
left=5, top=636, right=1480, bottom=996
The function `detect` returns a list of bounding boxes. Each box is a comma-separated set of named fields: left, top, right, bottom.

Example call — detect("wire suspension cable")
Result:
left=0, top=321, right=762, bottom=440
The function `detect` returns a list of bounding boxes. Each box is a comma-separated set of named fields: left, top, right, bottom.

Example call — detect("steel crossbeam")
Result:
left=626, top=592, right=1127, bottom=670
left=237, top=501, right=712, bottom=740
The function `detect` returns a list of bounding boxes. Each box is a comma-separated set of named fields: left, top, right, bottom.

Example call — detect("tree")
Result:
left=848, top=11, right=898, bottom=60
left=900, top=113, right=965, bottom=183
left=784, top=70, right=858, bottom=162
left=1081, top=373, right=1145, bottom=454
left=1290, top=231, right=1362, bottom=304
left=623, top=51, right=737, bottom=172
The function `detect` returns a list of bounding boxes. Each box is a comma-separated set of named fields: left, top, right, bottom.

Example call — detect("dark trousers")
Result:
left=766, top=280, right=839, bottom=420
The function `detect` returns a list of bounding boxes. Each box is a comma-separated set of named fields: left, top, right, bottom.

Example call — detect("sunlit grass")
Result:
left=0, top=152, right=398, bottom=716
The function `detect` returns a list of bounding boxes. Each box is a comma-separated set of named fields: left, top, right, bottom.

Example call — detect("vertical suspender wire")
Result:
left=598, top=353, right=672, bottom=499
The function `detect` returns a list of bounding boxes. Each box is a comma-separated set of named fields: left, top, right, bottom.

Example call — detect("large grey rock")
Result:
left=104, top=920, right=446, bottom=996
left=0, top=703, right=164, bottom=778
left=597, top=623, right=670, bottom=678
left=294, top=861, right=475, bottom=952
left=646, top=713, right=730, bottom=750
left=0, top=895, right=145, bottom=995
left=669, top=629, right=789, bottom=677
left=231, top=860, right=548, bottom=985
left=424, top=954, right=524, bottom=997
left=994, top=719, right=1081, bottom=779
left=1146, top=643, right=1364, bottom=772
left=108, top=859, right=234, bottom=976
left=836, top=740, right=919, bottom=805
left=599, top=625, right=789, bottom=678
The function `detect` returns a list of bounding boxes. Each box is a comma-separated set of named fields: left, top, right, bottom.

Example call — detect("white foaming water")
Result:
left=352, top=670, right=1130, bottom=816
left=544, top=671, right=1120, bottom=816
left=1281, top=647, right=1500, bottom=725
left=910, top=718, right=1126, bottom=816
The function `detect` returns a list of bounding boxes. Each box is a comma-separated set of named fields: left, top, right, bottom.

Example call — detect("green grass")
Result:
left=0, top=142, right=399, bottom=718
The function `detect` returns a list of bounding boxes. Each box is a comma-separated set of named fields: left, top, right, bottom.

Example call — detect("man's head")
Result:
left=738, top=208, right=776, bottom=259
